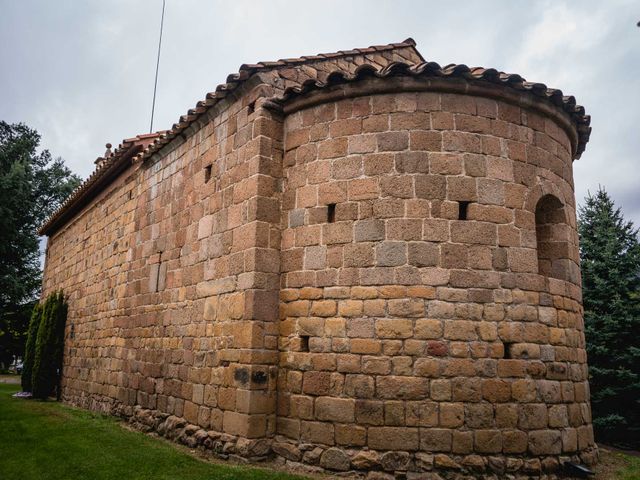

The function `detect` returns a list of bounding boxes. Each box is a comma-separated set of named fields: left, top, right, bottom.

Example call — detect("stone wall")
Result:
left=42, top=71, right=595, bottom=478
left=43, top=79, right=284, bottom=443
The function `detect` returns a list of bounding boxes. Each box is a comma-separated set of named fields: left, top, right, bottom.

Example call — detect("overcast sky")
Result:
left=1, top=0, right=638, bottom=224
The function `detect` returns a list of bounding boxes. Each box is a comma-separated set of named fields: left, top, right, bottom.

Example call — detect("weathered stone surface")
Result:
left=366, top=472, right=395, bottom=480
left=302, top=447, right=324, bottom=465
left=320, top=447, right=351, bottom=471
left=272, top=442, right=301, bottom=462
left=351, top=450, right=380, bottom=470
left=369, top=427, right=420, bottom=451
left=380, top=451, right=411, bottom=471
left=461, top=454, right=485, bottom=471
left=529, top=430, right=562, bottom=455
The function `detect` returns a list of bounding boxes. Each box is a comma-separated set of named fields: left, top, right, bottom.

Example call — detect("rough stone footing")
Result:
left=270, top=437, right=598, bottom=478
left=64, top=395, right=598, bottom=478
left=126, top=407, right=599, bottom=478
left=128, top=408, right=271, bottom=461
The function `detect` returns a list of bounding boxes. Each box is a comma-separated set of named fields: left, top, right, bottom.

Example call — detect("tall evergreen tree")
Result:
left=0, top=121, right=80, bottom=366
left=0, top=121, right=80, bottom=309
left=578, top=187, right=640, bottom=447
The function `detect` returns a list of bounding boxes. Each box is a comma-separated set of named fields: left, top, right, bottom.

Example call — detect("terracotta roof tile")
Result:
left=267, top=60, right=591, bottom=159
left=116, top=40, right=422, bottom=181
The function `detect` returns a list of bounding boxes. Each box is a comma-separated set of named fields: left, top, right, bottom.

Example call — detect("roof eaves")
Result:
left=38, top=132, right=165, bottom=235
left=267, top=61, right=591, bottom=159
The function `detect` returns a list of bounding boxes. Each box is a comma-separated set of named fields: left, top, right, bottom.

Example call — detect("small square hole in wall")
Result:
left=503, top=342, right=514, bottom=359
left=327, top=203, right=336, bottom=223
left=299, top=335, right=310, bottom=352
left=458, top=201, right=470, bottom=220
left=204, top=165, right=212, bottom=183
left=247, top=101, right=256, bottom=115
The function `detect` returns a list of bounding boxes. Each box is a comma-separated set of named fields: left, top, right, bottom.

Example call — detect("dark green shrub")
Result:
left=31, top=291, right=67, bottom=400
left=20, top=303, right=42, bottom=392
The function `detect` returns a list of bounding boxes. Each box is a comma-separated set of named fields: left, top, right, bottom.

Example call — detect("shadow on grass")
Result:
left=0, top=384, right=305, bottom=480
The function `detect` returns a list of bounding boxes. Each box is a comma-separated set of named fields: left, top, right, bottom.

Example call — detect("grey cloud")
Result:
left=1, top=0, right=638, bottom=224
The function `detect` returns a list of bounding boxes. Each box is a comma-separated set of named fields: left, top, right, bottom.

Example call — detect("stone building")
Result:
left=40, top=39, right=596, bottom=477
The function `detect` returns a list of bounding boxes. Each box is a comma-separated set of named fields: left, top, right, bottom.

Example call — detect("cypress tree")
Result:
left=20, top=302, right=42, bottom=392
left=52, top=292, right=68, bottom=400
left=578, top=187, right=640, bottom=447
left=31, top=291, right=67, bottom=400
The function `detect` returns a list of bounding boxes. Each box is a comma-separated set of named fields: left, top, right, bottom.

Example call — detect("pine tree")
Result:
left=0, top=121, right=80, bottom=310
left=578, top=187, right=640, bottom=447
left=0, top=121, right=80, bottom=370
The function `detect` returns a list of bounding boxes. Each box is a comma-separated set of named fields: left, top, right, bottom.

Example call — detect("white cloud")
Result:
left=513, top=2, right=609, bottom=82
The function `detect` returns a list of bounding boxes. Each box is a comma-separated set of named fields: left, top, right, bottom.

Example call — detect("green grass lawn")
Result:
left=0, top=383, right=304, bottom=480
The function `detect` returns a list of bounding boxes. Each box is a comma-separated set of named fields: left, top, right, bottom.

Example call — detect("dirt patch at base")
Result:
left=0, top=375, right=20, bottom=384
left=593, top=445, right=640, bottom=479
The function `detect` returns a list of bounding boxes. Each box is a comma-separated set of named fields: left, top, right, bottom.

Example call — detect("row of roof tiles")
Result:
left=133, top=62, right=590, bottom=171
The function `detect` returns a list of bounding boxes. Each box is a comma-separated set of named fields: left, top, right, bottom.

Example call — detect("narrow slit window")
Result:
left=300, top=335, right=310, bottom=352
left=458, top=201, right=470, bottom=220
left=204, top=165, right=212, bottom=183
left=503, top=342, right=514, bottom=359
left=327, top=203, right=336, bottom=223
left=152, top=251, right=165, bottom=293
left=247, top=101, right=256, bottom=115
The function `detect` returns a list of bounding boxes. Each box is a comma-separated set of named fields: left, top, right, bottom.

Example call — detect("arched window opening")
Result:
left=535, top=194, right=571, bottom=281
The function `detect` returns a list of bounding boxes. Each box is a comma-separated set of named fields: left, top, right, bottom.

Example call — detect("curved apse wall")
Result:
left=276, top=81, right=594, bottom=476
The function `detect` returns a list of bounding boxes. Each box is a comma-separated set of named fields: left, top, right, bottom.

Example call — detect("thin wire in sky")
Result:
left=150, top=0, right=166, bottom=134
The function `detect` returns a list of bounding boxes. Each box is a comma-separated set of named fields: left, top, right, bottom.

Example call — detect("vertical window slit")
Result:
left=327, top=203, right=336, bottom=223
left=300, top=335, right=310, bottom=352
left=458, top=201, right=470, bottom=220
left=204, top=165, right=212, bottom=183
left=155, top=252, right=163, bottom=293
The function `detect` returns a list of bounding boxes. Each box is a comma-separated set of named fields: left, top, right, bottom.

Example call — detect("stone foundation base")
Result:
left=63, top=394, right=598, bottom=479
left=269, top=437, right=598, bottom=479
